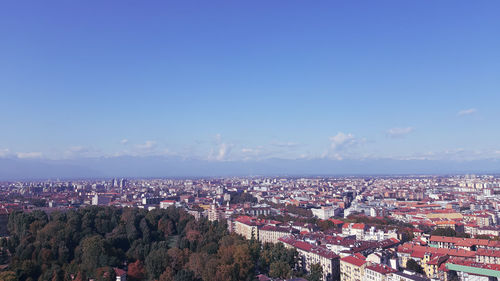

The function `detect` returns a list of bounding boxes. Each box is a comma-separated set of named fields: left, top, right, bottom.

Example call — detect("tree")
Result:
left=448, top=270, right=459, bottom=281
left=95, top=267, right=116, bottom=281
left=307, top=263, right=323, bottom=281
left=233, top=244, right=255, bottom=281
left=127, top=260, right=146, bottom=281
left=77, top=235, right=116, bottom=276
left=406, top=259, right=424, bottom=274
left=430, top=227, right=469, bottom=238
left=4, top=206, right=302, bottom=281
left=0, top=271, right=17, bottom=281
left=317, top=220, right=335, bottom=232
left=174, top=269, right=196, bottom=281
left=187, top=252, right=208, bottom=279
left=269, top=261, right=292, bottom=279
left=145, top=247, right=170, bottom=280
left=159, top=267, right=174, bottom=281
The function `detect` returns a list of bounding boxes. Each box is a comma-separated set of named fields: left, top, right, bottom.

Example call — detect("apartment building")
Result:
left=258, top=225, right=296, bottom=244
left=363, top=264, right=396, bottom=281
left=280, top=236, right=340, bottom=281
left=340, top=255, right=367, bottom=281
left=234, top=216, right=262, bottom=240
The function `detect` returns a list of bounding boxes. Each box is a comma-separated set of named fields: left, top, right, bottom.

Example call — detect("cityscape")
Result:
left=1, top=175, right=499, bottom=281
left=1, top=1, right=500, bottom=281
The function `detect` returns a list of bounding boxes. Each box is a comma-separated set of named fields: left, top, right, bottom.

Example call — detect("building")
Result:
left=114, top=268, right=126, bottom=281
left=234, top=216, right=262, bottom=240
left=142, top=197, right=164, bottom=205
left=444, top=260, right=500, bottom=281
left=208, top=205, right=224, bottom=222
left=387, top=271, right=429, bottom=281
left=343, top=223, right=367, bottom=240
left=160, top=200, right=176, bottom=209
left=475, top=249, right=500, bottom=265
left=340, top=255, right=367, bottom=281
left=259, top=225, right=296, bottom=244
left=280, top=236, right=340, bottom=281
left=363, top=264, right=396, bottom=281
left=312, top=206, right=340, bottom=220
left=92, top=194, right=111, bottom=206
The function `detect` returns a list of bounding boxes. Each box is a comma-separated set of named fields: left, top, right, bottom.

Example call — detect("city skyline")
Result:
left=1, top=1, right=500, bottom=177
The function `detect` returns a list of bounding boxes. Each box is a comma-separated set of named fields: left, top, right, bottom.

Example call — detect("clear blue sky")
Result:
left=1, top=0, right=499, bottom=162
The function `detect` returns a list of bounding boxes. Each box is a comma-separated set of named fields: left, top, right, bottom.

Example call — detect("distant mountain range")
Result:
left=0, top=156, right=499, bottom=180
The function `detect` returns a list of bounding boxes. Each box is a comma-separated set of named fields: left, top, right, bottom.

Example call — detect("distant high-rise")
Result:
left=119, top=178, right=127, bottom=188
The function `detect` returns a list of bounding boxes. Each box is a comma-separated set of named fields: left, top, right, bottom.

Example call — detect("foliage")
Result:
left=0, top=271, right=17, bottom=281
left=229, top=192, right=258, bottom=204
left=448, top=270, right=460, bottom=281
left=307, top=263, right=323, bottom=281
left=431, top=227, right=470, bottom=238
left=406, top=259, right=424, bottom=274
left=2, top=206, right=299, bottom=281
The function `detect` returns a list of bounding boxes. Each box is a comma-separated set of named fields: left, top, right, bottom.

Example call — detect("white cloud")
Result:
left=17, top=152, right=43, bottom=159
left=326, top=132, right=359, bottom=160
left=329, top=132, right=356, bottom=150
left=391, top=148, right=500, bottom=161
left=240, top=146, right=265, bottom=160
left=67, top=146, right=88, bottom=153
left=63, top=146, right=101, bottom=158
left=216, top=143, right=229, bottom=161
left=120, top=139, right=129, bottom=145
left=208, top=134, right=233, bottom=161
left=136, top=141, right=157, bottom=150
left=457, top=108, right=477, bottom=116
left=113, top=140, right=162, bottom=157
left=271, top=141, right=300, bottom=148
left=241, top=148, right=256, bottom=153
left=209, top=143, right=232, bottom=161
left=386, top=127, right=414, bottom=138
left=0, top=148, right=11, bottom=158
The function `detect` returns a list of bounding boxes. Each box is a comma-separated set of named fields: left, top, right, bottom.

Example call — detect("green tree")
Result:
left=145, top=247, right=170, bottom=280
left=448, top=270, right=459, bottom=281
left=269, top=261, right=292, bottom=279
left=406, top=259, right=424, bottom=274
left=77, top=235, right=117, bottom=276
left=307, top=263, right=323, bottom=281
left=174, top=269, right=196, bottom=281
left=431, top=227, right=455, bottom=237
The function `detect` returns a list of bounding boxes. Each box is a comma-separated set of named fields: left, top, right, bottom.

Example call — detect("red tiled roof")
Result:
left=476, top=248, right=500, bottom=258
left=341, top=256, right=367, bottom=267
left=354, top=253, right=366, bottom=260
left=352, top=223, right=366, bottom=230
left=411, top=251, right=425, bottom=259
left=114, top=268, right=126, bottom=276
left=366, top=264, right=396, bottom=275
left=329, top=218, right=344, bottom=225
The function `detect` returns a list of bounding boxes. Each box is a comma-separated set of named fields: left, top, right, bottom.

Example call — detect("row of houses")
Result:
left=342, top=222, right=398, bottom=241
left=428, top=236, right=500, bottom=251
left=397, top=241, right=500, bottom=280
left=279, top=236, right=340, bottom=281
left=340, top=254, right=428, bottom=281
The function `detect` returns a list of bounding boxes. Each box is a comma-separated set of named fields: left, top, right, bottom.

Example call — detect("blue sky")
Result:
left=1, top=0, right=499, bottom=164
